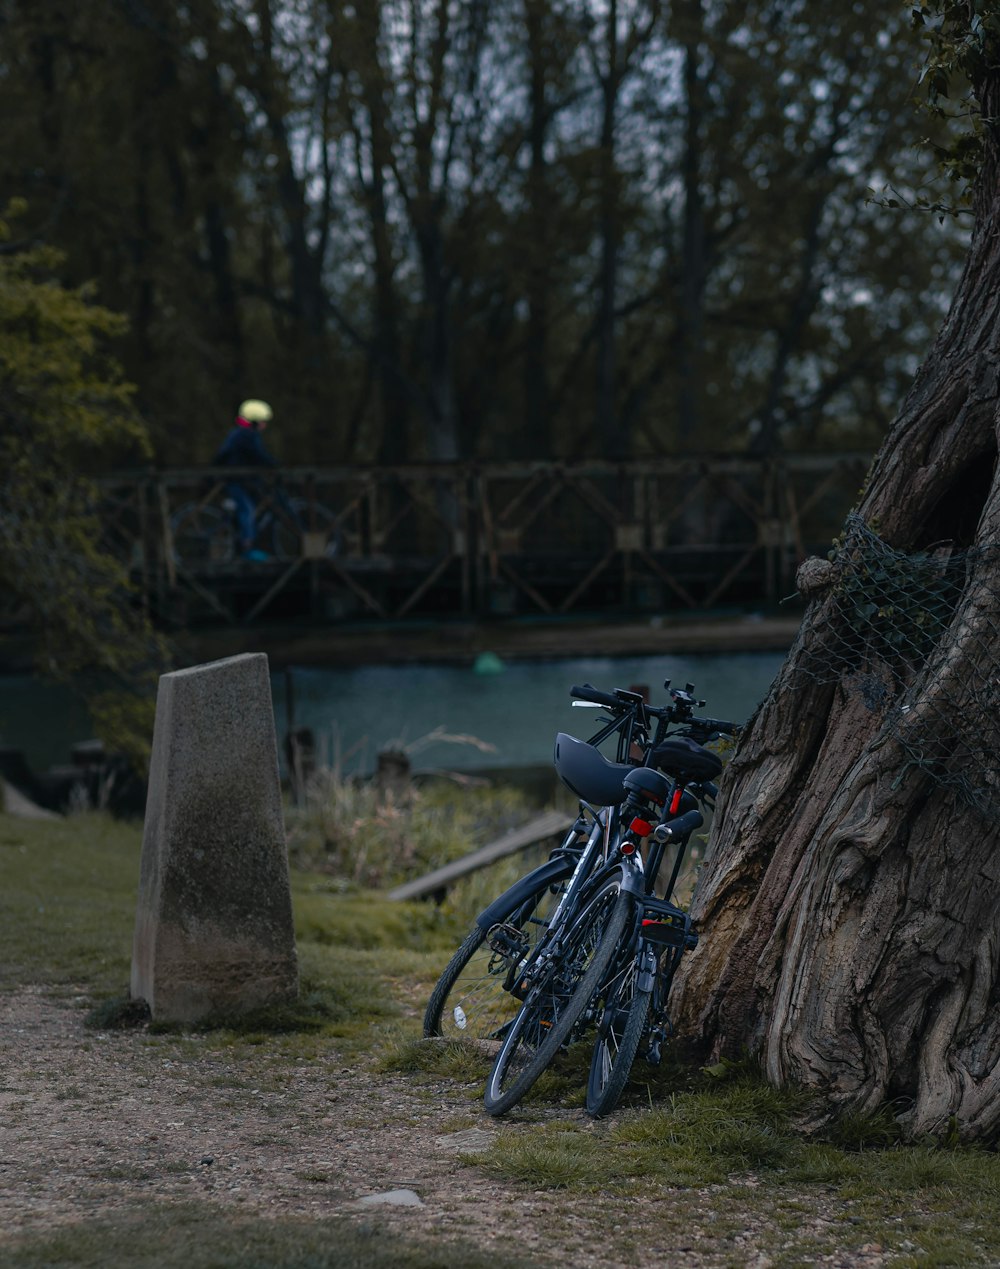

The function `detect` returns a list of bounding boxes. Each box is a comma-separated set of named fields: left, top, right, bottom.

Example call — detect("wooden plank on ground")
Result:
left=386, top=808, right=574, bottom=901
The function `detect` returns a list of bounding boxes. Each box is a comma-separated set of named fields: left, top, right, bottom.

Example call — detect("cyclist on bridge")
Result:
left=213, top=398, right=277, bottom=561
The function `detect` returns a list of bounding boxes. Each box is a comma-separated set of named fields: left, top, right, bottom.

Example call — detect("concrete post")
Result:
left=131, top=653, right=298, bottom=1022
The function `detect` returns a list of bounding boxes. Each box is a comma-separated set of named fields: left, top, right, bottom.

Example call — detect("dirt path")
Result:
left=0, top=988, right=885, bottom=1268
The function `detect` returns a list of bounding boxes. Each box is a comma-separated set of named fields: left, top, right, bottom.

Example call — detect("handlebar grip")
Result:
left=694, top=717, right=740, bottom=736
left=654, top=808, right=704, bottom=842
left=570, top=683, right=621, bottom=710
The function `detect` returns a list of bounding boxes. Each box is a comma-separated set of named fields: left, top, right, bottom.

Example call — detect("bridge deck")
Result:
left=90, top=453, right=867, bottom=631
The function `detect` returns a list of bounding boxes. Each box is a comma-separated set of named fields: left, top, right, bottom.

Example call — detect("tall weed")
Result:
left=286, top=769, right=534, bottom=892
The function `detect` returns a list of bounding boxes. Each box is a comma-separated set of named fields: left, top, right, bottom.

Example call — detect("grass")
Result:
left=8, top=805, right=1000, bottom=1266
left=286, top=773, right=535, bottom=891
left=0, top=1207, right=535, bottom=1269
left=0, top=807, right=466, bottom=1039
left=461, top=1065, right=1000, bottom=1265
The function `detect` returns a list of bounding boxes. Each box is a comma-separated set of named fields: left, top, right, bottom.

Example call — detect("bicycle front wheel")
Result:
left=586, top=950, right=652, bottom=1118
left=423, top=879, right=561, bottom=1044
left=484, top=872, right=630, bottom=1117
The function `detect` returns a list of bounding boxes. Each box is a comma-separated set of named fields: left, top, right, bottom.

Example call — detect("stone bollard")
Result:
left=131, top=653, right=298, bottom=1023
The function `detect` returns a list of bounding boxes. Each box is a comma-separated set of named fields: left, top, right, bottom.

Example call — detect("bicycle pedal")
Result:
left=487, top=922, right=529, bottom=961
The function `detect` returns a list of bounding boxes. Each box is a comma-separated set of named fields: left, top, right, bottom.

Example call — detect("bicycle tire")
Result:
left=423, top=878, right=559, bottom=1043
left=483, top=872, right=629, bottom=1117
left=586, top=952, right=652, bottom=1118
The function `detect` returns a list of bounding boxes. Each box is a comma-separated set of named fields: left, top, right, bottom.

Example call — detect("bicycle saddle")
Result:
left=553, top=733, right=632, bottom=806
left=651, top=736, right=723, bottom=782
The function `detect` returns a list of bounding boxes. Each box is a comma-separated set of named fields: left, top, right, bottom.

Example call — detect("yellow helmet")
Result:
left=239, top=398, right=273, bottom=423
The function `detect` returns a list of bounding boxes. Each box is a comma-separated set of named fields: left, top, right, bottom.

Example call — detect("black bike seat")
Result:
left=553, top=733, right=631, bottom=806
left=651, top=736, right=723, bottom=782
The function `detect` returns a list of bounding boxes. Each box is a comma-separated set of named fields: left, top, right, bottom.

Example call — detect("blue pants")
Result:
left=226, top=482, right=257, bottom=553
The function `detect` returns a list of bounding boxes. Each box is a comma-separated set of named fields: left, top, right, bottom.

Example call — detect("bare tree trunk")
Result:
left=520, top=0, right=553, bottom=460
left=595, top=0, right=621, bottom=460
left=676, top=0, right=705, bottom=446
left=355, top=3, right=411, bottom=465
left=674, top=74, right=1000, bottom=1140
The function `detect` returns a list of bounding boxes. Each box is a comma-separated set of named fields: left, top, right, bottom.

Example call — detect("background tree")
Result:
left=673, top=2, right=1000, bottom=1140
left=0, top=0, right=970, bottom=464
left=0, top=203, right=166, bottom=765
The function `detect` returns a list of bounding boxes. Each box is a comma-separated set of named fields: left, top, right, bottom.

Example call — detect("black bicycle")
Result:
left=423, top=687, right=657, bottom=1047
left=422, top=808, right=597, bottom=1045
left=481, top=681, right=738, bottom=1118
left=583, top=707, right=735, bottom=1116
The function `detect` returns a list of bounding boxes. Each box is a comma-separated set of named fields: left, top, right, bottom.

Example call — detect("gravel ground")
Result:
left=0, top=987, right=889, bottom=1268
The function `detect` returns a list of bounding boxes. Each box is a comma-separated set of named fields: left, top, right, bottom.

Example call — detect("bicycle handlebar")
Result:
left=570, top=683, right=626, bottom=710
left=570, top=682, right=740, bottom=739
left=686, top=716, right=740, bottom=738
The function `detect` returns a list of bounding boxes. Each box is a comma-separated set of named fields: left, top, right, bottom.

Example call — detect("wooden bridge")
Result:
left=95, top=453, right=870, bottom=628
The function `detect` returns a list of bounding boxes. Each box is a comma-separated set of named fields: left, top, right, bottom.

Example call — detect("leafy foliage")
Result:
left=911, top=0, right=1000, bottom=198
left=0, top=202, right=167, bottom=765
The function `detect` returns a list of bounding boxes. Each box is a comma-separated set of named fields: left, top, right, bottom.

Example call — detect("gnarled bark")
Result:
left=674, top=72, right=1000, bottom=1139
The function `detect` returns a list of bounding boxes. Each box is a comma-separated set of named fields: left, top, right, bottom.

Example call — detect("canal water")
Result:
left=1, top=650, right=785, bottom=778
left=275, top=649, right=782, bottom=774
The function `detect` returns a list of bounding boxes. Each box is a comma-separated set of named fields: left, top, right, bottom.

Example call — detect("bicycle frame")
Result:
left=495, top=694, right=665, bottom=997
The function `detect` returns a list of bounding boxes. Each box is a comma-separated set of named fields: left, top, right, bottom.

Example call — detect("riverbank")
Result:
left=169, top=609, right=804, bottom=671
left=0, top=610, right=804, bottom=675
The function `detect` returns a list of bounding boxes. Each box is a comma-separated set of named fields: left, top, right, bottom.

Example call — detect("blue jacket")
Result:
left=213, top=425, right=276, bottom=468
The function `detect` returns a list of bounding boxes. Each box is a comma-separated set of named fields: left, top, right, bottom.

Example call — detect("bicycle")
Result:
left=481, top=680, right=737, bottom=1118
left=423, top=688, right=658, bottom=1047
left=582, top=706, right=735, bottom=1116
left=169, top=476, right=342, bottom=568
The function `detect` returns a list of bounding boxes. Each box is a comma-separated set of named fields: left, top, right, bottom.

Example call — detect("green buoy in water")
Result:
left=473, top=651, right=505, bottom=675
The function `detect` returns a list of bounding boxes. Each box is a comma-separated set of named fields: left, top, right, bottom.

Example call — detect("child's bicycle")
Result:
left=169, top=479, right=342, bottom=567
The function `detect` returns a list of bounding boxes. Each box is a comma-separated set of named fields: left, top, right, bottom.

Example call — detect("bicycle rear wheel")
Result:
left=271, top=498, right=344, bottom=561
left=483, top=872, right=629, bottom=1117
left=423, top=879, right=561, bottom=1044
left=586, top=950, right=652, bottom=1118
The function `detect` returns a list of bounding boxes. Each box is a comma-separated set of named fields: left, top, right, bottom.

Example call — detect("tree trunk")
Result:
left=676, top=0, right=705, bottom=446
left=674, top=72, right=1000, bottom=1140
left=357, top=4, right=411, bottom=466
left=595, top=0, right=621, bottom=460
left=520, top=0, right=553, bottom=461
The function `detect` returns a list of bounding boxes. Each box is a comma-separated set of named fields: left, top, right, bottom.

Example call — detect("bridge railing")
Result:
left=94, top=453, right=871, bottom=624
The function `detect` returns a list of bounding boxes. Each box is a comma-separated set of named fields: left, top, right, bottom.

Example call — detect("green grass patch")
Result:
left=0, top=1205, right=536, bottom=1269
left=468, top=1068, right=1000, bottom=1264
left=0, top=813, right=143, bottom=995
left=378, top=1035, right=497, bottom=1085
left=0, top=808, right=473, bottom=1032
